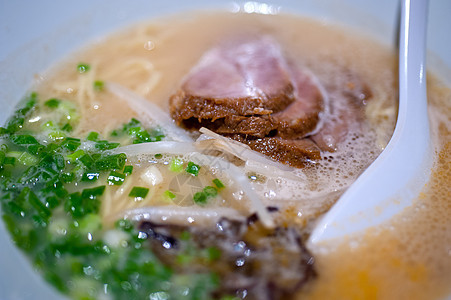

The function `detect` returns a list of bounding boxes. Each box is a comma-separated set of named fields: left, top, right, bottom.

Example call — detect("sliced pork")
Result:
left=169, top=36, right=372, bottom=167
left=170, top=36, right=325, bottom=138
left=311, top=71, right=372, bottom=152
left=170, top=36, right=296, bottom=121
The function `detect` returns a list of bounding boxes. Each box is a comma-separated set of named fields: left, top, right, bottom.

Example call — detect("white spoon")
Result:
left=308, top=0, right=431, bottom=246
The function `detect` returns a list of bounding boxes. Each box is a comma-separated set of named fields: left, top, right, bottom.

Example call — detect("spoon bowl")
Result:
left=308, top=0, right=431, bottom=246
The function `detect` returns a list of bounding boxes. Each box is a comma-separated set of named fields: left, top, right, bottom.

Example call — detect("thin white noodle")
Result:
left=105, top=82, right=193, bottom=142
left=119, top=205, right=246, bottom=227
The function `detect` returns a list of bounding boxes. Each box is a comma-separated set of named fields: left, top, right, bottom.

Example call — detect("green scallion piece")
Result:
left=81, top=172, right=100, bottom=182
left=86, top=131, right=99, bottom=141
left=61, top=172, right=75, bottom=183
left=77, top=63, right=90, bottom=73
left=95, top=153, right=126, bottom=171
left=48, top=131, right=66, bottom=141
left=93, top=80, right=104, bottom=91
left=61, top=123, right=73, bottom=132
left=0, top=151, right=5, bottom=167
left=10, top=134, right=39, bottom=145
left=81, top=185, right=106, bottom=199
left=193, top=191, right=207, bottom=205
left=66, top=149, right=85, bottom=162
left=185, top=161, right=200, bottom=176
left=123, top=165, right=133, bottom=176
left=63, top=137, right=81, bottom=151
left=79, top=154, right=94, bottom=168
left=4, top=156, right=16, bottom=166
left=203, top=186, right=218, bottom=198
left=169, top=158, right=184, bottom=172
left=212, top=178, right=225, bottom=189
left=163, top=190, right=176, bottom=200
left=17, top=152, right=38, bottom=166
left=129, top=187, right=149, bottom=199
left=107, top=171, right=125, bottom=185
left=44, top=98, right=61, bottom=108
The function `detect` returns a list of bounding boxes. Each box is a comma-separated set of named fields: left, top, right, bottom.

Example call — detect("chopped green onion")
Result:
left=95, top=153, right=126, bottom=171
left=61, top=123, right=73, bottom=132
left=66, top=149, right=85, bottom=162
left=212, top=178, right=225, bottom=189
left=17, top=152, right=38, bottom=166
left=154, top=153, right=162, bottom=159
left=86, top=131, right=99, bottom=141
left=163, top=190, right=176, bottom=200
left=169, top=158, right=184, bottom=172
left=93, top=80, right=104, bottom=91
left=129, top=187, right=149, bottom=199
left=60, top=172, right=75, bottom=183
left=48, top=131, right=66, bottom=141
left=92, top=80, right=105, bottom=92
left=81, top=185, right=106, bottom=199
left=193, top=186, right=218, bottom=206
left=79, top=154, right=94, bottom=168
left=4, top=156, right=16, bottom=166
left=10, top=134, right=39, bottom=145
left=81, top=172, right=100, bottom=182
left=107, top=171, right=125, bottom=185
left=193, top=191, right=207, bottom=205
left=185, top=161, right=200, bottom=176
left=123, top=165, right=133, bottom=176
left=203, top=186, right=218, bottom=198
left=77, top=63, right=90, bottom=73
left=0, top=151, right=5, bottom=167
left=62, top=137, right=81, bottom=151
left=44, top=98, right=61, bottom=108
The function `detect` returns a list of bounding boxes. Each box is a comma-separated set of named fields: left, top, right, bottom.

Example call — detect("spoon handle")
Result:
left=308, top=0, right=431, bottom=246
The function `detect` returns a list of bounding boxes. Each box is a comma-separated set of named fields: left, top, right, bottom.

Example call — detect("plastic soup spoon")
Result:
left=308, top=0, right=431, bottom=246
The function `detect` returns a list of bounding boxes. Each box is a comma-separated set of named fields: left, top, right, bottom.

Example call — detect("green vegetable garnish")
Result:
left=163, top=190, right=176, bottom=200
left=77, top=63, right=90, bottom=73
left=93, top=80, right=104, bottom=91
left=86, top=131, right=99, bottom=141
left=0, top=96, right=220, bottom=300
left=129, top=186, right=149, bottom=199
left=203, top=186, right=218, bottom=198
left=185, top=161, right=200, bottom=176
left=123, top=165, right=133, bottom=176
left=81, top=172, right=100, bottom=182
left=44, top=98, right=61, bottom=108
left=95, top=153, right=126, bottom=170
left=107, top=171, right=125, bottom=185
left=193, top=186, right=219, bottom=206
left=111, top=118, right=165, bottom=145
left=193, top=191, right=207, bottom=205
left=212, top=178, right=225, bottom=189
left=169, top=158, right=184, bottom=172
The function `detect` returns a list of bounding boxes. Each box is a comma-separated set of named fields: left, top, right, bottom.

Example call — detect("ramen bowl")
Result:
left=0, top=1, right=450, bottom=299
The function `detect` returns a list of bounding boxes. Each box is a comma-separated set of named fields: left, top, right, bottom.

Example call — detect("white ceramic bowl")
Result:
left=1, top=1, right=450, bottom=299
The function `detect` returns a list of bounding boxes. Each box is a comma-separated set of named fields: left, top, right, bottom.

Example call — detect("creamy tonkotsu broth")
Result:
left=0, top=11, right=450, bottom=300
